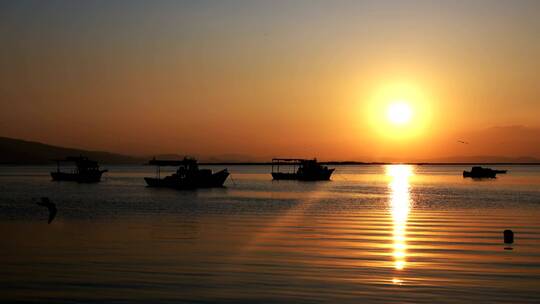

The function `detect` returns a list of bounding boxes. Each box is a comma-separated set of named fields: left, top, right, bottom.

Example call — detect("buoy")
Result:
left=504, top=229, right=514, bottom=244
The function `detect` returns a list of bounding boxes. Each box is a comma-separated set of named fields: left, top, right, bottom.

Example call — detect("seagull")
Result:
left=36, top=197, right=57, bottom=224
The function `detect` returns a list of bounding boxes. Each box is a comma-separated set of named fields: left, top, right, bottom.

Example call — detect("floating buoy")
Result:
left=504, top=229, right=514, bottom=244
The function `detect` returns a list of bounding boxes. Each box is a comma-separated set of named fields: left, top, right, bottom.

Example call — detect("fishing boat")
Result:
left=51, top=156, right=108, bottom=183
left=463, top=166, right=506, bottom=178
left=144, top=157, right=229, bottom=189
left=271, top=158, right=334, bottom=181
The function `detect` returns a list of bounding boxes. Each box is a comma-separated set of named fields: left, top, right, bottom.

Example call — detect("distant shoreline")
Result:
left=200, top=162, right=540, bottom=166
left=5, top=162, right=537, bottom=166
left=2, top=161, right=540, bottom=166
left=3, top=136, right=540, bottom=166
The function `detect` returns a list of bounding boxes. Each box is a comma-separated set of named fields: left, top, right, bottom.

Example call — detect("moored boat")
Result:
left=463, top=166, right=506, bottom=178
left=144, top=157, right=229, bottom=189
left=271, top=158, right=334, bottom=181
left=51, top=156, right=108, bottom=183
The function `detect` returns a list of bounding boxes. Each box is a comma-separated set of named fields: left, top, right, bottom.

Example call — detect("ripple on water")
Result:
left=1, top=165, right=539, bottom=303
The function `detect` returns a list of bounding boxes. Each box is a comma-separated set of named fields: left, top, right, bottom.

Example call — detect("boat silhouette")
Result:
left=271, top=158, right=334, bottom=181
left=51, top=156, right=108, bottom=183
left=463, top=166, right=507, bottom=178
left=144, top=157, right=229, bottom=189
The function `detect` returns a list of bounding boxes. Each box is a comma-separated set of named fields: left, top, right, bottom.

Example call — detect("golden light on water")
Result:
left=387, top=165, right=413, bottom=272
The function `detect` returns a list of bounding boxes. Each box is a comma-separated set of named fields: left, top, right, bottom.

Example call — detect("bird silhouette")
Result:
left=36, top=197, right=57, bottom=224
left=457, top=140, right=469, bottom=144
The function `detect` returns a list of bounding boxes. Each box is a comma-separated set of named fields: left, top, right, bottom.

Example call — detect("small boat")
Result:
left=144, top=157, right=229, bottom=189
left=51, top=156, right=108, bottom=183
left=271, top=158, right=334, bottom=181
left=463, top=166, right=506, bottom=178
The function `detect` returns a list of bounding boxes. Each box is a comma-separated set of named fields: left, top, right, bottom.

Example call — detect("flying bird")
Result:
left=36, top=197, right=57, bottom=224
left=457, top=140, right=469, bottom=144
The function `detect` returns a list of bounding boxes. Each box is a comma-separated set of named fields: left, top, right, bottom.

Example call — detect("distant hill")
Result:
left=427, top=155, right=540, bottom=164
left=203, top=153, right=264, bottom=163
left=0, top=137, right=143, bottom=165
left=2, top=136, right=540, bottom=165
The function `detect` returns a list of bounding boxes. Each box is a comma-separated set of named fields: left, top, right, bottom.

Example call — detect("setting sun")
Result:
left=387, top=102, right=412, bottom=125
left=364, top=82, right=433, bottom=141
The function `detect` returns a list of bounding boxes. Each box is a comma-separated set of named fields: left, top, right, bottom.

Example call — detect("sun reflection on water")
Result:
left=387, top=165, right=413, bottom=276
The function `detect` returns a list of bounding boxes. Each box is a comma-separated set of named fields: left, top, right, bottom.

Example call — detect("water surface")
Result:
left=1, top=165, right=539, bottom=303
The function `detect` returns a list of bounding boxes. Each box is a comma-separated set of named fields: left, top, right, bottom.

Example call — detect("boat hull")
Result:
left=463, top=171, right=496, bottom=178
left=299, top=168, right=334, bottom=181
left=51, top=170, right=107, bottom=183
left=145, top=169, right=229, bottom=189
left=271, top=172, right=298, bottom=180
left=272, top=168, right=334, bottom=181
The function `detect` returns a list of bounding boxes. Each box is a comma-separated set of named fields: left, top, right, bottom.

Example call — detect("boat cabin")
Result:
left=148, top=157, right=201, bottom=179
left=145, top=157, right=229, bottom=189
left=271, top=158, right=334, bottom=181
left=51, top=156, right=107, bottom=182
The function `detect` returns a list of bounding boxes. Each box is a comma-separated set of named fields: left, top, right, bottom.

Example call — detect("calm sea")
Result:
left=1, top=165, right=539, bottom=303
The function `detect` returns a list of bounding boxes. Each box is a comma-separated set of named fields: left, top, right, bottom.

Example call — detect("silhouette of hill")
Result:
left=427, top=155, right=540, bottom=164
left=0, top=137, right=143, bottom=164
left=151, top=154, right=184, bottom=160
left=203, top=153, right=263, bottom=163
left=2, top=136, right=540, bottom=165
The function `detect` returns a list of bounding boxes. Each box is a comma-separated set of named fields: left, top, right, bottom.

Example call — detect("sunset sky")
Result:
left=1, top=0, right=539, bottom=161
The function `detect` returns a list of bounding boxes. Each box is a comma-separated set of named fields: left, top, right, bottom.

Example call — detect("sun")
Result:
left=387, top=101, right=412, bottom=125
left=363, top=81, right=433, bottom=140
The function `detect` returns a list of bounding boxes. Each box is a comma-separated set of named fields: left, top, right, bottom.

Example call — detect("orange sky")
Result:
left=1, top=1, right=539, bottom=161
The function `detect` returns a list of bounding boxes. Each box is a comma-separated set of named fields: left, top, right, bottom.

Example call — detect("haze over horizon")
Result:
left=1, top=1, right=539, bottom=161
